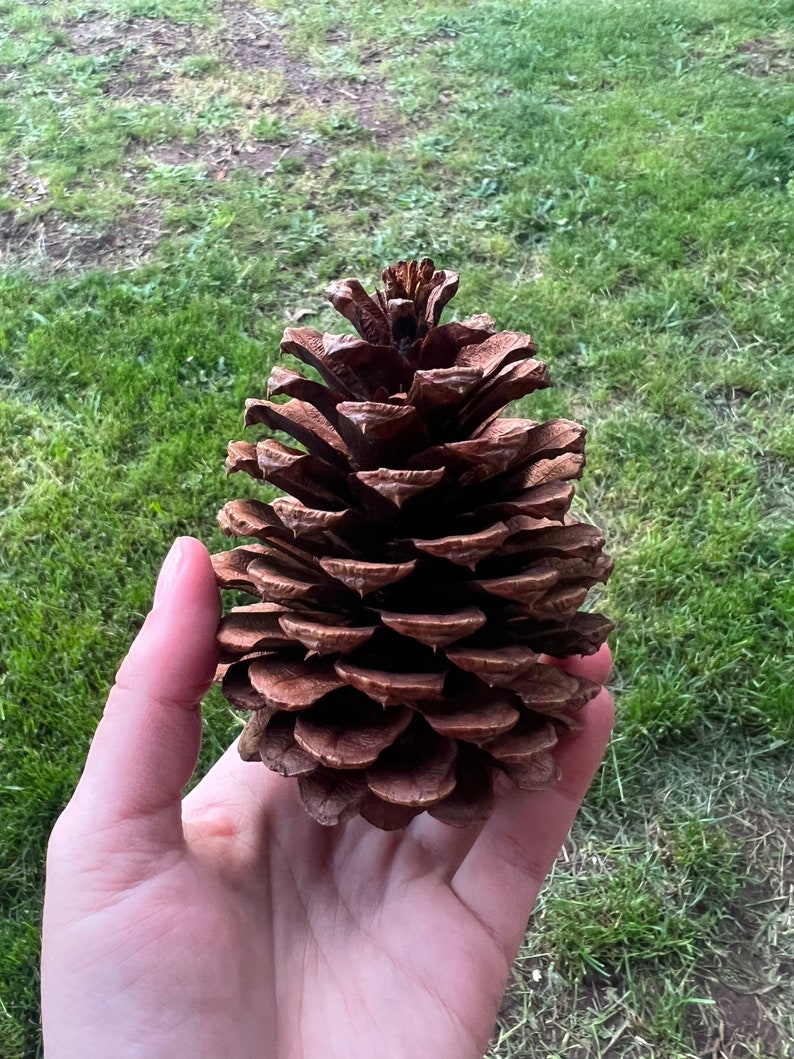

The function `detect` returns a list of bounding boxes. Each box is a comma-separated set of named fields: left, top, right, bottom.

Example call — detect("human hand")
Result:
left=41, top=536, right=613, bottom=1059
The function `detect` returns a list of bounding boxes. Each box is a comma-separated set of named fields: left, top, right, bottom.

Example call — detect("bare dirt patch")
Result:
left=216, top=1, right=405, bottom=146
left=216, top=0, right=284, bottom=71
left=10, top=2, right=414, bottom=270
left=690, top=809, right=794, bottom=1058
left=755, top=452, right=794, bottom=523
left=731, top=34, right=794, bottom=78
left=64, top=3, right=405, bottom=143
left=0, top=160, right=162, bottom=271
left=489, top=769, right=794, bottom=1059
left=69, top=16, right=198, bottom=99
left=703, top=385, right=757, bottom=443
left=42, top=2, right=408, bottom=236
left=705, top=385, right=756, bottom=421
left=695, top=982, right=784, bottom=1058
left=2, top=2, right=413, bottom=271
left=146, top=134, right=291, bottom=178
left=0, top=204, right=163, bottom=272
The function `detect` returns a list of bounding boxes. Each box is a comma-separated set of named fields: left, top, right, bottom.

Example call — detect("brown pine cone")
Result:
left=212, top=259, right=613, bottom=830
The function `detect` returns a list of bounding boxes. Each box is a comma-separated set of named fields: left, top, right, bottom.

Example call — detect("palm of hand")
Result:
left=49, top=753, right=518, bottom=1059
left=42, top=539, right=612, bottom=1059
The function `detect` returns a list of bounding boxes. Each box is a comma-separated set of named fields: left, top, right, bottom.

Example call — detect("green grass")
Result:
left=2, top=0, right=793, bottom=1054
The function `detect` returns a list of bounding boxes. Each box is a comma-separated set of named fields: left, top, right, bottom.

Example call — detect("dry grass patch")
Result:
left=691, top=809, right=793, bottom=1057
left=488, top=740, right=794, bottom=1058
left=0, top=198, right=163, bottom=272
left=732, top=33, right=794, bottom=79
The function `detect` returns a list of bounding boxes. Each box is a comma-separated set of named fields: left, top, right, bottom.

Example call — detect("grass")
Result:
left=1, top=0, right=793, bottom=1054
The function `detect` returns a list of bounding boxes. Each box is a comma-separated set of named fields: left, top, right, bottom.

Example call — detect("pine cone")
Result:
left=212, top=259, right=613, bottom=830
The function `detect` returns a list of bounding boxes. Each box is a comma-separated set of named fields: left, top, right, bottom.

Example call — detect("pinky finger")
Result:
left=450, top=686, right=614, bottom=958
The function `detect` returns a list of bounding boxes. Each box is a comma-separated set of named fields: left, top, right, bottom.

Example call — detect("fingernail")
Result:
left=153, top=538, right=187, bottom=609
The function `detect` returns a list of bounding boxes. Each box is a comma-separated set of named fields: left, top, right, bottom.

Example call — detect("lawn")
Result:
left=1, top=0, right=793, bottom=1055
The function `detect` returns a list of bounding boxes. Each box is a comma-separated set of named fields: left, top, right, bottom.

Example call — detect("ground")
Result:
left=1, top=0, right=792, bottom=1055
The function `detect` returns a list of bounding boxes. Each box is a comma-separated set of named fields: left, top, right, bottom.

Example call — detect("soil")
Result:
left=0, top=204, right=163, bottom=271
left=732, top=34, right=794, bottom=78
left=695, top=982, right=784, bottom=1058
left=690, top=809, right=794, bottom=1058
left=148, top=135, right=288, bottom=177
left=71, top=15, right=199, bottom=100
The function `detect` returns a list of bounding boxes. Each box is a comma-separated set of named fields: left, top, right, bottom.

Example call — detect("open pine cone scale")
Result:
left=212, top=259, right=613, bottom=830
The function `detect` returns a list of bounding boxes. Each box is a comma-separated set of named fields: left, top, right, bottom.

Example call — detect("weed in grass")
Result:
left=179, top=52, right=223, bottom=79
left=252, top=112, right=292, bottom=142
left=658, top=816, right=741, bottom=911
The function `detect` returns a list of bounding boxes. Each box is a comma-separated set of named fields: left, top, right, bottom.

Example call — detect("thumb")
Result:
left=68, top=537, right=220, bottom=848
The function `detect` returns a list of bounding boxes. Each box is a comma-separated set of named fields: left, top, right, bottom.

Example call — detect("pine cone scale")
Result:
left=247, top=656, right=345, bottom=710
left=259, top=713, right=318, bottom=776
left=293, top=702, right=413, bottom=770
left=378, top=606, right=487, bottom=648
left=333, top=661, right=446, bottom=707
left=366, top=728, right=458, bottom=807
left=419, top=690, right=521, bottom=741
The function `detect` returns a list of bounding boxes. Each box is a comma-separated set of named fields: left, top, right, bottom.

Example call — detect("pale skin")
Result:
left=41, top=536, right=614, bottom=1059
